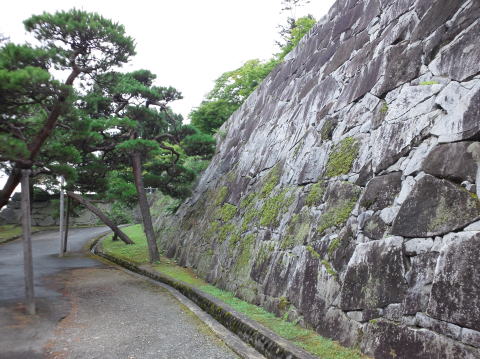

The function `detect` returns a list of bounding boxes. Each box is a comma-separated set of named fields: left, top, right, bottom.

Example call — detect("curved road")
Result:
left=0, top=227, right=238, bottom=359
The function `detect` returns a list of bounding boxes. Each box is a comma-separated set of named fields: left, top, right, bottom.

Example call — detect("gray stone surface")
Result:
left=422, top=141, right=478, bottom=183
left=427, top=232, right=480, bottom=331
left=392, top=174, right=480, bottom=237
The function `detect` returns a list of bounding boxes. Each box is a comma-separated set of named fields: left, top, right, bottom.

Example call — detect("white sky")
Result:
left=0, top=0, right=336, bottom=192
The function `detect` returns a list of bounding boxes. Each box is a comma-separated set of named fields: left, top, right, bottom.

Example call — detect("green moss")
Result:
left=226, top=170, right=237, bottom=183
left=240, top=192, right=257, bottom=209
left=205, top=221, right=221, bottom=240
left=104, top=225, right=368, bottom=359
left=218, top=203, right=237, bottom=222
left=320, top=119, right=337, bottom=141
left=278, top=296, right=290, bottom=311
left=380, top=101, right=388, bottom=114
left=228, top=231, right=242, bottom=249
left=219, top=223, right=236, bottom=242
left=235, top=234, right=255, bottom=273
left=419, top=80, right=439, bottom=86
left=321, top=260, right=338, bottom=278
left=214, top=186, right=228, bottom=206
left=325, top=137, right=359, bottom=178
left=260, top=165, right=281, bottom=198
left=281, top=212, right=311, bottom=250
left=327, top=237, right=342, bottom=258
left=317, top=198, right=358, bottom=235
left=305, top=181, right=325, bottom=206
left=259, top=189, right=294, bottom=227
left=306, top=245, right=321, bottom=259
left=242, top=208, right=260, bottom=232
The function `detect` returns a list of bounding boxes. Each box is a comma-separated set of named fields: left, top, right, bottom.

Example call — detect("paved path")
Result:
left=0, top=227, right=238, bottom=359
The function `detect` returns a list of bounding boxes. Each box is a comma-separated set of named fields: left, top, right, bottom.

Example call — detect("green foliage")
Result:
left=190, top=100, right=240, bottom=134
left=108, top=202, right=134, bottom=225
left=188, top=15, right=316, bottom=135
left=325, top=137, right=359, bottom=178
left=24, top=9, right=135, bottom=72
left=276, top=16, right=317, bottom=60
left=305, top=181, right=325, bottom=206
left=242, top=208, right=260, bottom=232
left=181, top=133, right=216, bottom=158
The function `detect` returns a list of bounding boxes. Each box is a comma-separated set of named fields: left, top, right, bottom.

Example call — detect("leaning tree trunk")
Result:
left=66, top=192, right=134, bottom=245
left=131, top=151, right=159, bottom=263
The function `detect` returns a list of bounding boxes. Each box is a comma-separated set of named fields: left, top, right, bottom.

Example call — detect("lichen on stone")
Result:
left=325, top=137, right=359, bottom=178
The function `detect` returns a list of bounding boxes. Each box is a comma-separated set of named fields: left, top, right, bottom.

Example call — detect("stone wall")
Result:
left=154, top=0, right=480, bottom=357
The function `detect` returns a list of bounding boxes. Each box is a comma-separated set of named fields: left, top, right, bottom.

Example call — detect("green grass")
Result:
left=102, top=225, right=369, bottom=359
left=0, top=224, right=62, bottom=243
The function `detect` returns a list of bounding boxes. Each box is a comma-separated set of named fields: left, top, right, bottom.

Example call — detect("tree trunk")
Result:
left=66, top=192, right=134, bottom=245
left=59, top=177, right=65, bottom=257
left=63, top=195, right=71, bottom=253
left=131, top=151, right=159, bottom=263
left=21, top=170, right=35, bottom=315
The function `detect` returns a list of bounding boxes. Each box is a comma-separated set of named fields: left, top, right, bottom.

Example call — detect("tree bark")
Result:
left=66, top=192, right=134, bottom=245
left=131, top=151, right=159, bottom=263
left=21, top=170, right=35, bottom=315
left=63, top=195, right=70, bottom=253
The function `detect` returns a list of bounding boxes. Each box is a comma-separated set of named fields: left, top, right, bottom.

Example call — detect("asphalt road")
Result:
left=0, top=227, right=238, bottom=359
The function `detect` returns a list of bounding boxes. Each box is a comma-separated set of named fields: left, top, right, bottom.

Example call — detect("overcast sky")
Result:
left=0, top=0, right=336, bottom=191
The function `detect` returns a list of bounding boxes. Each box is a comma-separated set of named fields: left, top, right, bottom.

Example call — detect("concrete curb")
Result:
left=91, top=238, right=320, bottom=359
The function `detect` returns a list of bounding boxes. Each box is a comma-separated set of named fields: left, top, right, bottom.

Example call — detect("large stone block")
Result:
left=392, top=175, right=480, bottom=237
left=360, top=172, right=402, bottom=211
left=339, top=237, right=407, bottom=310
left=427, top=233, right=480, bottom=331
left=422, top=141, right=478, bottom=183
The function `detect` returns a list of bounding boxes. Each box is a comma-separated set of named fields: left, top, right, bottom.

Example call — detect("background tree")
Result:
left=74, top=69, right=215, bottom=262
left=0, top=9, right=135, bottom=209
left=189, top=10, right=316, bottom=136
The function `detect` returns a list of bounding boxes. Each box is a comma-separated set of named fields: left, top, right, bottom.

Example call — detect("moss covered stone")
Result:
left=325, top=137, right=359, bottom=178
left=260, top=165, right=281, bottom=198
left=317, top=198, right=358, bottom=235
left=306, top=245, right=321, bottom=259
left=218, top=203, right=238, bottom=222
left=320, top=118, right=337, bottom=141
left=305, top=181, right=325, bottom=206
left=240, top=192, right=257, bottom=209
left=234, top=234, right=256, bottom=273
left=321, top=259, right=338, bottom=278
left=327, top=237, right=342, bottom=258
left=259, top=189, right=294, bottom=227
left=214, top=186, right=229, bottom=206
left=281, top=211, right=311, bottom=250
